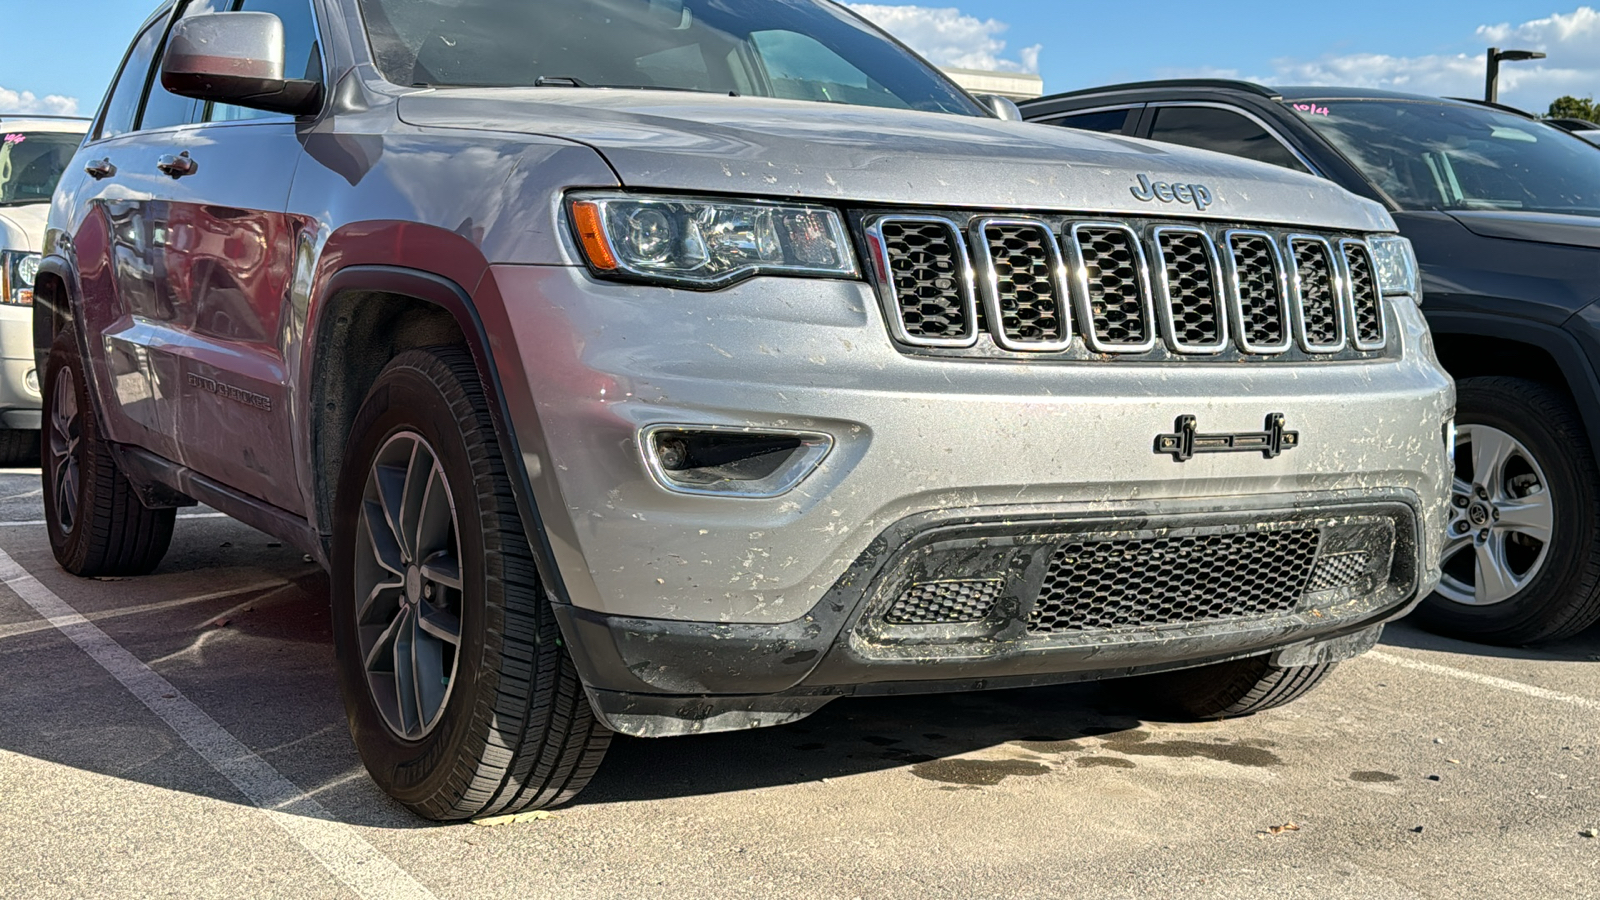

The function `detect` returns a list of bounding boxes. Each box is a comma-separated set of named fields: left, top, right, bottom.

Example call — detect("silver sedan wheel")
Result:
left=354, top=431, right=465, bottom=740
left=48, top=367, right=81, bottom=536
left=1437, top=424, right=1554, bottom=607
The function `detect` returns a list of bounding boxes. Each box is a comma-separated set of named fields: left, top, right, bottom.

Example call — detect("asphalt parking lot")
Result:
left=1, top=468, right=1597, bottom=899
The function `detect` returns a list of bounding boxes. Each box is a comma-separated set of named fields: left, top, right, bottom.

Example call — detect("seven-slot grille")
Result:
left=868, top=214, right=1387, bottom=357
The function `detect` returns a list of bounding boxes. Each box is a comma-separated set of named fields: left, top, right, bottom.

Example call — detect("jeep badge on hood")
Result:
left=1131, top=173, right=1214, bottom=211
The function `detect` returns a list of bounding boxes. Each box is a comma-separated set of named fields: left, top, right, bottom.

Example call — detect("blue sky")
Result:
left=2, top=1, right=1594, bottom=117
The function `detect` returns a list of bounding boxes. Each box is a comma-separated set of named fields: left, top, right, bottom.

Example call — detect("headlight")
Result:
left=1368, top=235, right=1420, bottom=304
left=568, top=194, right=856, bottom=288
left=0, top=250, right=40, bottom=306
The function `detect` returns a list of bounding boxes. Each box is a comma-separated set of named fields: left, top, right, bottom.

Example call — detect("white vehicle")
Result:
left=0, top=116, right=87, bottom=465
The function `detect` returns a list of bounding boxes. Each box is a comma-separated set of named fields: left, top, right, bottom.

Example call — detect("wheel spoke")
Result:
left=397, top=441, right=432, bottom=563
left=1474, top=534, right=1521, bottom=605
left=412, top=624, right=450, bottom=726
left=362, top=499, right=406, bottom=576
left=1440, top=530, right=1473, bottom=564
left=416, top=600, right=461, bottom=646
left=357, top=577, right=404, bottom=625
left=393, top=607, right=420, bottom=735
left=420, top=550, right=463, bottom=592
left=364, top=607, right=408, bottom=674
left=413, top=466, right=455, bottom=565
left=374, top=457, right=412, bottom=563
left=1498, top=494, right=1553, bottom=543
left=1469, top=427, right=1518, bottom=497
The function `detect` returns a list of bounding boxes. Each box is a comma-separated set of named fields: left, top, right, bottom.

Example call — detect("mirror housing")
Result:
left=161, top=12, right=322, bottom=117
left=976, top=94, right=1024, bottom=122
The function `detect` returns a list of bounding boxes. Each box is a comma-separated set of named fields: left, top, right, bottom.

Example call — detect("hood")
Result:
left=399, top=90, right=1392, bottom=233
left=0, top=203, right=47, bottom=253
left=1448, top=210, right=1600, bottom=250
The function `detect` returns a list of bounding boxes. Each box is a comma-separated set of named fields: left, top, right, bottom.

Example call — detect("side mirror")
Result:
left=976, top=94, right=1024, bottom=122
left=161, top=12, right=322, bottom=117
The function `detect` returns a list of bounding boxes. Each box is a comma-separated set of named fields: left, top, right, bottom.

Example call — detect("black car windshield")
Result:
left=1290, top=99, right=1600, bottom=216
left=0, top=131, right=82, bottom=207
left=355, top=0, right=983, bottom=115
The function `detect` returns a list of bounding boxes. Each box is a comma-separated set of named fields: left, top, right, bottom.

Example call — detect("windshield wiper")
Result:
left=535, top=76, right=738, bottom=97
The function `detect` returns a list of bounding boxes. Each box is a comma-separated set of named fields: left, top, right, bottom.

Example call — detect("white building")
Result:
left=940, top=67, right=1045, bottom=101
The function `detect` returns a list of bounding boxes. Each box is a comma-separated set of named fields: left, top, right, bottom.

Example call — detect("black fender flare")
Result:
left=312, top=265, right=575, bottom=607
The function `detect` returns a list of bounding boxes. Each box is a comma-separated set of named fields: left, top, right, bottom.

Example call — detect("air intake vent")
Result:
left=1289, top=237, right=1345, bottom=352
left=974, top=219, right=1071, bottom=351
left=1071, top=224, right=1155, bottom=352
left=1342, top=240, right=1384, bottom=350
left=1226, top=232, right=1291, bottom=354
left=886, top=580, right=1004, bottom=625
left=871, top=217, right=976, bottom=347
left=1153, top=227, right=1227, bottom=353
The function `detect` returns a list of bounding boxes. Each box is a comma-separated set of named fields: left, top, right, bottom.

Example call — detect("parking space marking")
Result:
left=0, top=578, right=289, bottom=641
left=0, top=547, right=438, bottom=900
left=0, top=513, right=230, bottom=527
left=1368, top=650, right=1600, bottom=711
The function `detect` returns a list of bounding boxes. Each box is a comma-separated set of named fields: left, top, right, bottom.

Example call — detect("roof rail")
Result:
left=1026, top=79, right=1281, bottom=104
left=0, top=114, right=91, bottom=122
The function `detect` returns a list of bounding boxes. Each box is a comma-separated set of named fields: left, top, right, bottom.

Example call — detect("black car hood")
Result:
left=1447, top=210, right=1600, bottom=250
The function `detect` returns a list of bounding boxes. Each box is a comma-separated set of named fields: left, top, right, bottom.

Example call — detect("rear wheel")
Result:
left=1413, top=377, right=1600, bottom=645
left=1137, top=656, right=1338, bottom=719
left=331, top=347, right=610, bottom=821
left=41, top=327, right=174, bottom=577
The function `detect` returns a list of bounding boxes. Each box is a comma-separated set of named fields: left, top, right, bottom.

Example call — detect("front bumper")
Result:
left=482, top=265, right=1453, bottom=734
left=0, top=305, right=40, bottom=427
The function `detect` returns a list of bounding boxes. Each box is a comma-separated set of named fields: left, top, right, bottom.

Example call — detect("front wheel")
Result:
left=330, top=347, right=610, bottom=821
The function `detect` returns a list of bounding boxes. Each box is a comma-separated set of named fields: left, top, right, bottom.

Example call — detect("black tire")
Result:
left=1134, top=656, right=1337, bottom=719
left=42, top=327, right=175, bottom=577
left=330, top=347, right=610, bottom=821
left=0, top=429, right=39, bottom=467
left=1413, top=377, right=1600, bottom=645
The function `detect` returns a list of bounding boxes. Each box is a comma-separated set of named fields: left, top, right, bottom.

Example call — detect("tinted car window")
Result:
left=141, top=0, right=232, bottom=130
left=1149, top=106, right=1308, bottom=172
left=1045, top=108, right=1133, bottom=135
left=98, top=21, right=164, bottom=139
left=355, top=0, right=982, bottom=115
left=211, top=0, right=323, bottom=122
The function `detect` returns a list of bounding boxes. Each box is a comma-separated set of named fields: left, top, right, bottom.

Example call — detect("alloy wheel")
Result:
left=1437, top=424, right=1554, bottom=607
left=354, top=431, right=465, bottom=740
left=48, top=367, right=82, bottom=536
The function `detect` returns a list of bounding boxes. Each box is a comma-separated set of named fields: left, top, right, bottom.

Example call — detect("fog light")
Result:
left=24, top=368, right=38, bottom=395
left=641, top=425, right=832, bottom=498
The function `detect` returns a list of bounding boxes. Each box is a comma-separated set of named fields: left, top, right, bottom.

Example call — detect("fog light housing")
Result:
left=641, top=425, right=832, bottom=498
left=24, top=368, right=38, bottom=395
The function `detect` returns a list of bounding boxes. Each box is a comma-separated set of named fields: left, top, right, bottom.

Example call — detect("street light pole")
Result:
left=1486, top=47, right=1547, bottom=104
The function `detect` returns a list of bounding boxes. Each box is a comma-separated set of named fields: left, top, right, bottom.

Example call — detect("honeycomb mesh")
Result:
left=887, top=580, right=1004, bottom=625
left=1075, top=227, right=1149, bottom=346
left=1343, top=244, right=1383, bottom=345
left=1292, top=239, right=1341, bottom=347
left=983, top=223, right=1066, bottom=344
left=1229, top=234, right=1286, bottom=347
left=880, top=220, right=971, bottom=341
left=1157, top=231, right=1222, bottom=347
left=1028, top=528, right=1321, bottom=634
left=1307, top=551, right=1373, bottom=592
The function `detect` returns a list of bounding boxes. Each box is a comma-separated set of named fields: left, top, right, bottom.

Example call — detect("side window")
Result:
left=1148, top=106, right=1310, bottom=173
left=210, top=0, right=322, bottom=122
left=140, top=1, right=234, bottom=132
left=1046, top=108, right=1135, bottom=135
left=96, top=22, right=164, bottom=140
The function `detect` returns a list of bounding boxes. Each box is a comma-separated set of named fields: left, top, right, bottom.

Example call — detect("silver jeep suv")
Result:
left=37, top=0, right=1453, bottom=820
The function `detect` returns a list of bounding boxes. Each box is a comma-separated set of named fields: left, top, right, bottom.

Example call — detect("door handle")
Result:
left=85, top=158, right=117, bottom=180
left=156, top=151, right=199, bottom=179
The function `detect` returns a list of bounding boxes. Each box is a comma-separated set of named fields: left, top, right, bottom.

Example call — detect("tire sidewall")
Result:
left=41, top=328, right=95, bottom=568
left=330, top=357, right=496, bottom=809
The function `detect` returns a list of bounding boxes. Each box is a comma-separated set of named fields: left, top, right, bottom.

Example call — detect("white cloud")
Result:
left=0, top=86, right=79, bottom=117
left=846, top=5, right=1042, bottom=73
left=1163, top=6, right=1600, bottom=113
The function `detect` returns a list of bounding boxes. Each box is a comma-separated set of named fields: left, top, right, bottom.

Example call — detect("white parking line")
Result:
left=1367, top=649, right=1600, bottom=712
left=0, top=513, right=230, bottom=527
left=0, top=578, right=290, bottom=641
left=0, top=547, right=438, bottom=900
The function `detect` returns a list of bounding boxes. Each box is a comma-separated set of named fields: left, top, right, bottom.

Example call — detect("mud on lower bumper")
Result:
left=555, top=492, right=1429, bottom=737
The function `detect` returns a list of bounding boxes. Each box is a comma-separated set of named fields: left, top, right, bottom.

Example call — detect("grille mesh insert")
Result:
left=982, top=223, right=1066, bottom=345
left=1230, top=234, right=1286, bottom=348
left=879, top=220, right=971, bottom=342
left=1344, top=243, right=1383, bottom=345
left=1307, top=551, right=1374, bottom=592
left=1157, top=231, right=1222, bottom=347
left=1028, top=529, right=1321, bottom=634
left=887, top=580, right=1004, bottom=625
left=1075, top=227, right=1149, bottom=346
left=1292, top=239, right=1341, bottom=347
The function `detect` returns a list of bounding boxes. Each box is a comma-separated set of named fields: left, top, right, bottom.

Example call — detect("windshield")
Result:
left=0, top=131, right=82, bottom=207
left=1291, top=99, right=1600, bottom=217
left=355, top=0, right=983, bottom=115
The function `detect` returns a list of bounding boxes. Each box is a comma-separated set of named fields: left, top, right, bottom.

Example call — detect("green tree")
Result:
left=1548, top=95, right=1600, bottom=122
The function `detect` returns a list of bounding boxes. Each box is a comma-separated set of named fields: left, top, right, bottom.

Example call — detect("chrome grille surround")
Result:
left=1339, top=238, right=1386, bottom=351
left=866, top=215, right=979, bottom=348
left=1067, top=222, right=1159, bottom=353
left=1151, top=226, right=1229, bottom=354
left=970, top=217, right=1073, bottom=352
left=1286, top=235, right=1348, bottom=354
left=1221, top=230, right=1294, bottom=355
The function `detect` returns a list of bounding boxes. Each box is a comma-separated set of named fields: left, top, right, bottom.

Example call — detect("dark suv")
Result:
left=37, top=9, right=1450, bottom=821
left=1024, top=82, right=1600, bottom=646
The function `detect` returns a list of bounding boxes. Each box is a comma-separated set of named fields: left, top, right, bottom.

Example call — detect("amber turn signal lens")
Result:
left=571, top=201, right=619, bottom=271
